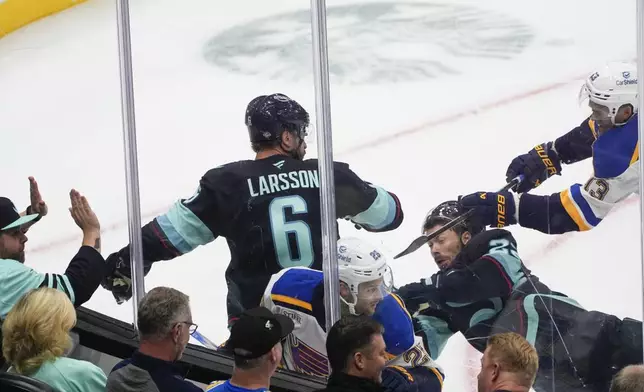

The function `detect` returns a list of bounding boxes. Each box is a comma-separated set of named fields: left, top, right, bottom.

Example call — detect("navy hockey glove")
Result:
left=395, top=279, right=441, bottom=314
left=458, top=190, right=517, bottom=228
left=506, top=141, right=562, bottom=193
left=382, top=366, right=418, bottom=392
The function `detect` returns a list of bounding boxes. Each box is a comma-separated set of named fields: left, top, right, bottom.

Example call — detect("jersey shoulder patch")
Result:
left=270, top=268, right=323, bottom=313
left=593, top=115, right=639, bottom=178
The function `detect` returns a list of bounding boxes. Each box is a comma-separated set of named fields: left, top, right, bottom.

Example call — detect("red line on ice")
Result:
left=28, top=73, right=590, bottom=255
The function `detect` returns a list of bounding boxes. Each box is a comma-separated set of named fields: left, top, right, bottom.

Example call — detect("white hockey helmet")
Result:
left=578, top=61, right=638, bottom=126
left=337, top=237, right=392, bottom=315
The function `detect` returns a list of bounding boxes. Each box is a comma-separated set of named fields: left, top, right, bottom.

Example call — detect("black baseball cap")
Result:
left=228, top=307, right=295, bottom=359
left=0, top=197, right=39, bottom=232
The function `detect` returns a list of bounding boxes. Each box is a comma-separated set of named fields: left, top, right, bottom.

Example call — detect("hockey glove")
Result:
left=458, top=190, right=517, bottom=228
left=101, top=251, right=141, bottom=304
left=382, top=366, right=418, bottom=392
left=506, top=141, right=562, bottom=193
left=395, top=279, right=441, bottom=315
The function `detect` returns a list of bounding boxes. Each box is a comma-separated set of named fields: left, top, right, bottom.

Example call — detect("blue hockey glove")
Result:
left=458, top=190, right=517, bottom=228
left=506, top=141, right=562, bottom=193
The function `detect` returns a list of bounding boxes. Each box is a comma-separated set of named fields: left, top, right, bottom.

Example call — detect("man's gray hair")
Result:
left=610, top=365, right=644, bottom=392
left=137, top=286, right=191, bottom=340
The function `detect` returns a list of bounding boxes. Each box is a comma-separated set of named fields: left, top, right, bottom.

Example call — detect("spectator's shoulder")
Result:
left=55, top=357, right=106, bottom=376
left=110, top=357, right=133, bottom=373
left=46, top=357, right=107, bottom=391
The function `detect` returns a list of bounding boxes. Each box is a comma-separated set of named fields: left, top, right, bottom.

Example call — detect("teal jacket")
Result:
left=30, top=357, right=107, bottom=392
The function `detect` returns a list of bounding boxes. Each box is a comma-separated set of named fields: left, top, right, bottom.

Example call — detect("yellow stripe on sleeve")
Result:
left=559, top=190, right=591, bottom=231
left=271, top=294, right=313, bottom=311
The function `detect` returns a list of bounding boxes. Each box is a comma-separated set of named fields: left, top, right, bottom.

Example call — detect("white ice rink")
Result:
left=1, top=0, right=642, bottom=390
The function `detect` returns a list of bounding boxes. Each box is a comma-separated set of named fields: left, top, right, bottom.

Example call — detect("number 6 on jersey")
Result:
left=269, top=195, right=314, bottom=268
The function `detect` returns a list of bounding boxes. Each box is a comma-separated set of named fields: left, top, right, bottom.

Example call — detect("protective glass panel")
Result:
left=2, top=1, right=642, bottom=392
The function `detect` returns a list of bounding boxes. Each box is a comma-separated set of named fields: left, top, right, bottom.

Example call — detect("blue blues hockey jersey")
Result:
left=518, top=115, right=639, bottom=233
left=260, top=267, right=443, bottom=386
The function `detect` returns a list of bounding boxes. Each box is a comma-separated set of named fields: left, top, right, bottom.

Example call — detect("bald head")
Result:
left=610, top=365, right=644, bottom=392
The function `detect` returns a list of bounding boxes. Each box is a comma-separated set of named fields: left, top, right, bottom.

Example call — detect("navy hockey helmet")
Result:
left=422, top=200, right=484, bottom=236
left=245, top=93, right=310, bottom=144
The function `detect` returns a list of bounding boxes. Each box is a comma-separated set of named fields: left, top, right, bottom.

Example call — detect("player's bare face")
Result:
left=0, top=228, right=27, bottom=263
left=355, top=278, right=385, bottom=315
left=588, top=101, right=613, bottom=133
left=426, top=226, right=463, bottom=270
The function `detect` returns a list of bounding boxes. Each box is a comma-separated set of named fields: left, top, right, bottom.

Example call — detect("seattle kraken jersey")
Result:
left=410, top=229, right=532, bottom=356
left=110, top=155, right=403, bottom=322
left=261, top=267, right=443, bottom=383
left=518, top=114, right=639, bottom=233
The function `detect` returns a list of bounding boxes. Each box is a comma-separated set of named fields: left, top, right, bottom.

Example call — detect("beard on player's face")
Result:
left=426, top=226, right=470, bottom=270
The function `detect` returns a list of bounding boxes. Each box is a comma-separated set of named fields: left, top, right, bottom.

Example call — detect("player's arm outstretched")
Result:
left=333, top=162, right=404, bottom=232
left=464, top=62, right=639, bottom=234
left=460, top=117, right=638, bottom=235
left=102, top=169, right=228, bottom=303
left=506, top=117, right=597, bottom=193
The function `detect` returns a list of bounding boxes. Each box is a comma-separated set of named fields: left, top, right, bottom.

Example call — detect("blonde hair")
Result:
left=487, top=332, right=539, bottom=386
left=2, top=288, right=76, bottom=375
left=610, top=365, right=644, bottom=392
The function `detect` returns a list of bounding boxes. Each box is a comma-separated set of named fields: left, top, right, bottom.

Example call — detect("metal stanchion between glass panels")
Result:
left=310, top=0, right=341, bottom=333
left=116, top=0, right=146, bottom=330
left=636, top=0, right=644, bottom=363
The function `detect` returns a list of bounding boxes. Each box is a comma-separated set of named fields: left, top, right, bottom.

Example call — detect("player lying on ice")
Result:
left=260, top=237, right=444, bottom=392
left=396, top=201, right=642, bottom=392
left=100, top=93, right=403, bottom=326
left=460, top=61, right=639, bottom=234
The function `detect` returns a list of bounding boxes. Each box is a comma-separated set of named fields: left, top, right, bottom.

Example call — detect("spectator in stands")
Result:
left=107, top=286, right=202, bottom=392
left=1, top=179, right=105, bottom=318
left=316, top=315, right=389, bottom=392
left=610, top=364, right=644, bottom=392
left=2, top=287, right=107, bottom=391
left=205, top=307, right=295, bottom=392
left=477, top=332, right=539, bottom=392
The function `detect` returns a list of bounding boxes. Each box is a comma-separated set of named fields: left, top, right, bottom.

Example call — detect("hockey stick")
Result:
left=393, top=175, right=524, bottom=260
left=192, top=330, right=219, bottom=350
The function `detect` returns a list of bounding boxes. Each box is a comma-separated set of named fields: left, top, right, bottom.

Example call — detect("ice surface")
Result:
left=0, top=0, right=641, bottom=390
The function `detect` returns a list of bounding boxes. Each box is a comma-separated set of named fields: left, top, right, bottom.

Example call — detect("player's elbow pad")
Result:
left=356, top=191, right=404, bottom=232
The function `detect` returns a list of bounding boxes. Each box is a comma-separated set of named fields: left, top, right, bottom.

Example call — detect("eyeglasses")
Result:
left=177, top=321, right=198, bottom=336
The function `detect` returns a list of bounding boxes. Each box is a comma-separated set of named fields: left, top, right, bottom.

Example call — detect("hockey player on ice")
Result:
left=100, top=93, right=404, bottom=326
left=261, top=237, right=444, bottom=392
left=396, top=201, right=642, bottom=392
left=459, top=61, right=639, bottom=234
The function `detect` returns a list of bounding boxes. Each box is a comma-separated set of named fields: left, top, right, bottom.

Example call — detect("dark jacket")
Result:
left=106, top=350, right=202, bottom=392
left=316, top=373, right=385, bottom=392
